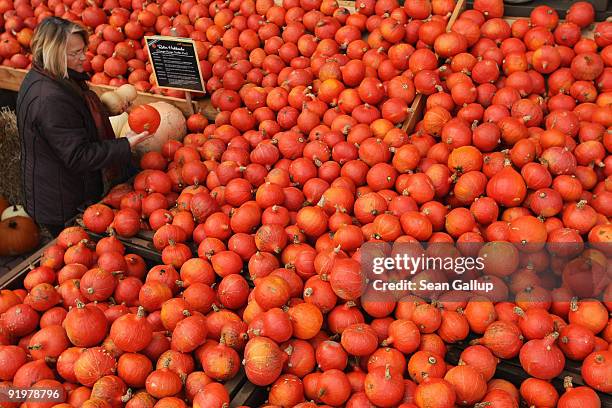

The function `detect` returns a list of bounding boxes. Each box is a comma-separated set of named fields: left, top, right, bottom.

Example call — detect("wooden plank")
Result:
left=401, top=94, right=425, bottom=133
left=0, top=67, right=217, bottom=121
left=225, top=370, right=248, bottom=399
left=0, top=67, right=26, bottom=92
left=447, top=0, right=468, bottom=30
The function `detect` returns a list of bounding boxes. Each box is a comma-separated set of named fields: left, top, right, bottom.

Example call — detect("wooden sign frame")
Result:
left=144, top=35, right=205, bottom=95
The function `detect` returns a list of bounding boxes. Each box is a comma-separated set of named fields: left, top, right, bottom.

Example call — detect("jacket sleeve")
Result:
left=37, top=95, right=132, bottom=174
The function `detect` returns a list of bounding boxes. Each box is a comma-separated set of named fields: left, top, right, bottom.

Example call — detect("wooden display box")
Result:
left=406, top=1, right=610, bottom=402
left=446, top=334, right=612, bottom=405
left=0, top=67, right=218, bottom=120
left=0, top=236, right=262, bottom=408
left=467, top=0, right=612, bottom=19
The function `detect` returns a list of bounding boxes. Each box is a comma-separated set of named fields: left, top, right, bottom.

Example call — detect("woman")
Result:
left=17, top=17, right=152, bottom=236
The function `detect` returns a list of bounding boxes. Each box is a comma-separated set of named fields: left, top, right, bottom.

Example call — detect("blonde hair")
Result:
left=31, top=17, right=88, bottom=79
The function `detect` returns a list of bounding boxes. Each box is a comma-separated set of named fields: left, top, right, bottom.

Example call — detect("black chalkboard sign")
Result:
left=145, top=36, right=205, bottom=93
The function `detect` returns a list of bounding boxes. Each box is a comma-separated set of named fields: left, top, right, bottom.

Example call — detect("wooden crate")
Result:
left=402, top=0, right=600, bottom=132
left=401, top=1, right=610, bottom=402
left=0, top=233, right=165, bottom=288
left=445, top=334, right=612, bottom=405
left=0, top=67, right=217, bottom=120
left=0, top=240, right=57, bottom=290
left=468, top=0, right=612, bottom=17
left=0, top=236, right=259, bottom=407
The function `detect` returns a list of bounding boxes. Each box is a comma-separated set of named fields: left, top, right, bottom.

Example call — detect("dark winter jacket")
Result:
left=17, top=68, right=132, bottom=226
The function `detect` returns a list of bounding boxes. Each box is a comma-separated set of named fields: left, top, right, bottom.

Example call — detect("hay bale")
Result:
left=0, top=108, right=24, bottom=206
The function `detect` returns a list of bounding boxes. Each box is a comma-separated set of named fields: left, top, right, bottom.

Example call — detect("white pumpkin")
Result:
left=120, top=101, right=187, bottom=156
left=115, top=84, right=137, bottom=104
left=110, top=112, right=128, bottom=138
left=1, top=205, right=29, bottom=221
left=100, top=91, right=126, bottom=116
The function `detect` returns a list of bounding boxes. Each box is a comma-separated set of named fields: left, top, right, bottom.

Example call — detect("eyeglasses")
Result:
left=67, top=47, right=87, bottom=58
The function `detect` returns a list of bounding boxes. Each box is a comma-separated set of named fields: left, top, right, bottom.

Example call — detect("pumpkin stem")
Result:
left=569, top=297, right=578, bottom=312
left=182, top=309, right=191, bottom=317
left=543, top=331, right=559, bottom=348
left=563, top=376, right=574, bottom=390
left=469, top=337, right=482, bottom=346
left=121, top=389, right=133, bottom=403
left=513, top=306, right=526, bottom=317
left=137, top=306, right=146, bottom=318
left=428, top=356, right=437, bottom=365
left=75, top=299, right=86, bottom=309
left=384, top=364, right=391, bottom=380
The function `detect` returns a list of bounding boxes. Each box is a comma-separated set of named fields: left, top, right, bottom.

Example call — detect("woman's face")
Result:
left=66, top=33, right=87, bottom=72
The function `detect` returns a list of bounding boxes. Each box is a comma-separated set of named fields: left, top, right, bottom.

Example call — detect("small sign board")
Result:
left=144, top=36, right=205, bottom=93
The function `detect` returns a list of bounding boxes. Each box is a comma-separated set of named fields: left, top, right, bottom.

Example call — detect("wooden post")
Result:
left=185, top=91, right=195, bottom=116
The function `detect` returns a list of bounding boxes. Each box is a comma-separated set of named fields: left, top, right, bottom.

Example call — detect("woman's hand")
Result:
left=125, top=130, right=153, bottom=149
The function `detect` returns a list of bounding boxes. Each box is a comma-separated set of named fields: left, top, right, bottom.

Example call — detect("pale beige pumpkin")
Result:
left=120, top=102, right=187, bottom=157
